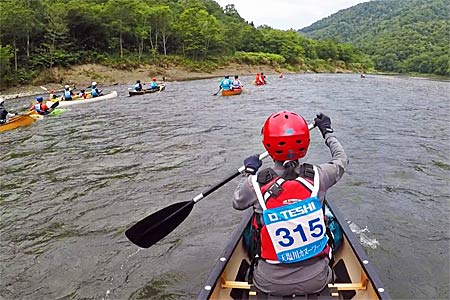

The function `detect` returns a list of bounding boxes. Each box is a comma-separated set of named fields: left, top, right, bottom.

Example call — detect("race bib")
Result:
left=263, top=196, right=328, bottom=263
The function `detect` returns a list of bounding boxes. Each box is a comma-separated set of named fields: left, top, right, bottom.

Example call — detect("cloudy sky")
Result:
left=214, top=0, right=371, bottom=30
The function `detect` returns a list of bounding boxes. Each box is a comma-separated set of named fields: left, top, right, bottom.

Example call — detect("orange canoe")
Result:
left=221, top=89, right=242, bottom=96
left=0, top=115, right=36, bottom=133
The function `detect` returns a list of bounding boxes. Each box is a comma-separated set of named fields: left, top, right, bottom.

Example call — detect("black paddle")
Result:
left=49, top=101, right=59, bottom=110
left=213, top=87, right=222, bottom=96
left=125, top=123, right=315, bottom=249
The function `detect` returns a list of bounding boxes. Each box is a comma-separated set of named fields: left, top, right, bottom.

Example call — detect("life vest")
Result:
left=135, top=83, right=142, bottom=90
left=64, top=89, right=72, bottom=100
left=250, top=164, right=331, bottom=264
left=91, top=88, right=99, bottom=97
left=232, top=80, right=241, bottom=89
left=34, top=103, right=48, bottom=114
left=0, top=106, right=7, bottom=124
left=220, top=78, right=232, bottom=90
left=150, top=81, right=159, bottom=89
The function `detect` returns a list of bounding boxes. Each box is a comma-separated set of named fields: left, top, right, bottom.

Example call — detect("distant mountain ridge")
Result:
left=299, top=0, right=450, bottom=75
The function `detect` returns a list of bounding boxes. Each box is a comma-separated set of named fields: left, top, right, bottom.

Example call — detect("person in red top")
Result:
left=255, top=73, right=264, bottom=85
left=30, top=96, right=50, bottom=115
left=232, top=111, right=348, bottom=297
left=260, top=72, right=267, bottom=84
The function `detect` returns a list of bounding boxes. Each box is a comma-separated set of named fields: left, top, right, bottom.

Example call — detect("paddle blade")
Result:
left=50, top=101, right=59, bottom=109
left=125, top=200, right=195, bottom=248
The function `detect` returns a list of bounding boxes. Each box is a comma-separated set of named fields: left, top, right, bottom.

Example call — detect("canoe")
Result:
left=46, top=91, right=118, bottom=108
left=197, top=199, right=390, bottom=300
left=29, top=108, right=67, bottom=120
left=222, top=89, right=242, bottom=96
left=0, top=115, right=36, bottom=133
left=129, top=84, right=166, bottom=96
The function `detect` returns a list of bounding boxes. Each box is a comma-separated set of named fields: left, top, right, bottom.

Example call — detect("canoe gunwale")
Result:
left=197, top=199, right=391, bottom=300
left=46, top=91, right=118, bottom=107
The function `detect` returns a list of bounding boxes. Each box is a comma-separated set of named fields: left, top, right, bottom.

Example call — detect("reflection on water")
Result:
left=1, top=74, right=449, bottom=300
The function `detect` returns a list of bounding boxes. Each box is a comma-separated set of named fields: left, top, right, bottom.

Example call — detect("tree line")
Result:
left=300, top=0, right=450, bottom=76
left=0, top=0, right=373, bottom=88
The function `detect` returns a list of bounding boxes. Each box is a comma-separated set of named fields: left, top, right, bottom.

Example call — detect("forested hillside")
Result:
left=0, top=0, right=371, bottom=89
left=299, top=0, right=450, bottom=75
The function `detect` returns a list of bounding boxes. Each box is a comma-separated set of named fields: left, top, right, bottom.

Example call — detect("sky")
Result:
left=214, top=0, right=371, bottom=30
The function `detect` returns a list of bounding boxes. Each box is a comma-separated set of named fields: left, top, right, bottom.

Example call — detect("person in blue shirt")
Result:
left=219, top=75, right=232, bottom=91
left=150, top=77, right=159, bottom=90
left=91, top=82, right=101, bottom=97
left=62, top=84, right=74, bottom=100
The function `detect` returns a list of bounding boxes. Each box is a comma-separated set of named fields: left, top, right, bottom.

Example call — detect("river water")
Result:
left=1, top=74, right=449, bottom=300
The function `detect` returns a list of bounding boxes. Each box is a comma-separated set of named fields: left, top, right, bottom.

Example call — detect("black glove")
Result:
left=314, top=113, right=334, bottom=138
left=244, top=154, right=262, bottom=175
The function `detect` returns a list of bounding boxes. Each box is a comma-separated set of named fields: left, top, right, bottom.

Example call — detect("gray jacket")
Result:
left=232, top=132, right=349, bottom=296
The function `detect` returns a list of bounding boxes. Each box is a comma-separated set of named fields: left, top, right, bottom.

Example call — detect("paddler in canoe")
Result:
left=134, top=80, right=143, bottom=91
left=0, top=97, right=17, bottom=124
left=231, top=75, right=243, bottom=90
left=62, top=84, right=75, bottom=101
left=29, top=96, right=51, bottom=115
left=233, top=111, right=348, bottom=298
left=149, top=77, right=165, bottom=92
left=90, top=81, right=102, bottom=97
left=215, top=75, right=232, bottom=95
left=254, top=73, right=266, bottom=85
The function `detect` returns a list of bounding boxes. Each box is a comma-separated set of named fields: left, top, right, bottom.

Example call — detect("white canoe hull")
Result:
left=47, top=91, right=118, bottom=108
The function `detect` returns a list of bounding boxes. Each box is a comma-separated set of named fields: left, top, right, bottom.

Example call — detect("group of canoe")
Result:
left=0, top=89, right=118, bottom=133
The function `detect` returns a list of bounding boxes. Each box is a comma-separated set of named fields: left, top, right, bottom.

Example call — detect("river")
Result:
left=1, top=74, right=449, bottom=300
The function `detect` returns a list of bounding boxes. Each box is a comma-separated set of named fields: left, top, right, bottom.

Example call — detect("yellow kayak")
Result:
left=0, top=115, right=36, bottom=133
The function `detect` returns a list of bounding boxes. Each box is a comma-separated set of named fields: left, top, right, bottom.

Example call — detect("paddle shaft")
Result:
left=213, top=87, right=222, bottom=95
left=192, top=151, right=269, bottom=203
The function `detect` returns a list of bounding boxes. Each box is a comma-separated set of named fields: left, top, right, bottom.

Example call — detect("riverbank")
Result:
left=0, top=63, right=301, bottom=100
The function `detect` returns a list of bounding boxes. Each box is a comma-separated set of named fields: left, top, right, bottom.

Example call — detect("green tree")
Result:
left=104, top=0, right=141, bottom=57
left=174, top=8, right=221, bottom=58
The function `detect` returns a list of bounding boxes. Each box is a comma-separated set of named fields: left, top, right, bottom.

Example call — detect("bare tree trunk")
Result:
left=149, top=27, right=155, bottom=53
left=155, top=28, right=159, bottom=54
left=13, top=39, right=18, bottom=71
left=120, top=31, right=123, bottom=58
left=162, top=33, right=167, bottom=56
left=27, top=33, right=30, bottom=57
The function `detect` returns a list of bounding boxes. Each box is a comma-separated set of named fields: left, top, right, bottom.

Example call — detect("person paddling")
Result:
left=30, top=96, right=50, bottom=115
left=149, top=77, right=159, bottom=91
left=91, top=82, right=101, bottom=97
left=232, top=111, right=348, bottom=297
left=134, top=80, right=143, bottom=91
left=62, top=84, right=74, bottom=101
left=0, top=97, right=17, bottom=124
left=219, top=75, right=232, bottom=91
left=231, top=75, right=243, bottom=90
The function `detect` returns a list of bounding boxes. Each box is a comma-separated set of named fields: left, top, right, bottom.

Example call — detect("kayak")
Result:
left=197, top=199, right=390, bottom=300
left=0, top=115, right=36, bottom=133
left=46, top=91, right=118, bottom=108
left=129, top=84, right=166, bottom=96
left=221, top=89, right=242, bottom=96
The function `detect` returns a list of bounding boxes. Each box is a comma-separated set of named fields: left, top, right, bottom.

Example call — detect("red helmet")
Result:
left=262, top=111, right=310, bottom=161
left=152, top=77, right=157, bottom=81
